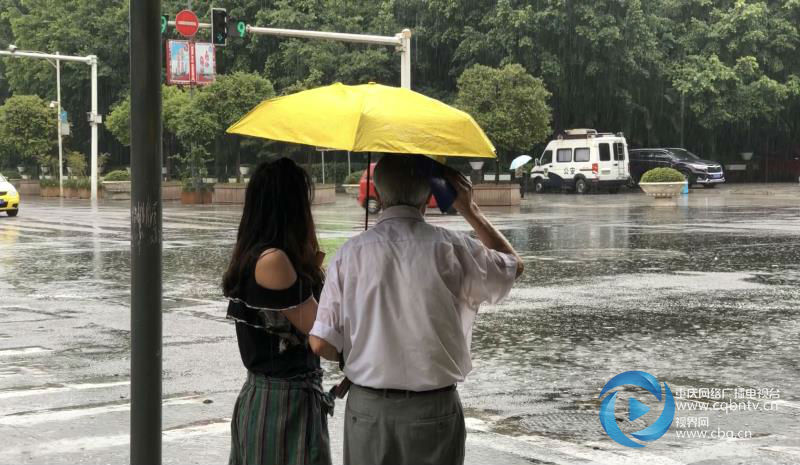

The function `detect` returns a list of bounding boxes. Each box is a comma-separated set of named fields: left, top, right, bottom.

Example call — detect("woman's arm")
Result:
left=254, top=249, right=317, bottom=334
left=309, top=335, right=339, bottom=361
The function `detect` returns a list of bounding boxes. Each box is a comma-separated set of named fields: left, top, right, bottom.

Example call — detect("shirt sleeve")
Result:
left=310, top=256, right=345, bottom=352
left=456, top=235, right=518, bottom=307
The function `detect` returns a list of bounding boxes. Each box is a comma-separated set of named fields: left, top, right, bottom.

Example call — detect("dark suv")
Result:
left=628, top=148, right=725, bottom=187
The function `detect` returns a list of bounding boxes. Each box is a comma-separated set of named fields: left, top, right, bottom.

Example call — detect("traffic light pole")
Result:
left=169, top=21, right=413, bottom=88
left=248, top=26, right=412, bottom=89
left=0, top=48, right=101, bottom=201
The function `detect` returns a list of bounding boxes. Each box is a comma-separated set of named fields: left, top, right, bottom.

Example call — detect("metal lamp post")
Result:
left=45, top=54, right=65, bottom=197
left=0, top=46, right=101, bottom=201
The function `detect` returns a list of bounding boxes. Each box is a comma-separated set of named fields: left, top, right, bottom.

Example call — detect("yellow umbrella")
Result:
left=227, top=82, right=496, bottom=159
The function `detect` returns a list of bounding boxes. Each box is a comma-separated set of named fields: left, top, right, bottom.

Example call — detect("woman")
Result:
left=223, top=158, right=331, bottom=465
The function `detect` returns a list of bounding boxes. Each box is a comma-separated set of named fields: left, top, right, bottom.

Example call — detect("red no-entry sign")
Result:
left=175, top=10, right=199, bottom=38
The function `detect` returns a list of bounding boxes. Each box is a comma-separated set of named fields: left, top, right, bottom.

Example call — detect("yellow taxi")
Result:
left=0, top=173, right=20, bottom=217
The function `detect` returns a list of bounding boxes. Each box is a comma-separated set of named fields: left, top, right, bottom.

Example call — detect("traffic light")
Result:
left=160, top=15, right=168, bottom=34
left=211, top=8, right=227, bottom=46
left=228, top=19, right=247, bottom=38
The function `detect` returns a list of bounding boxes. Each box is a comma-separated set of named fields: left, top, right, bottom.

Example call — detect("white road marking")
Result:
left=2, top=419, right=231, bottom=457
left=0, top=346, right=52, bottom=357
left=0, top=395, right=204, bottom=426
left=758, top=446, right=800, bottom=459
left=0, top=380, right=130, bottom=400
left=465, top=417, right=685, bottom=465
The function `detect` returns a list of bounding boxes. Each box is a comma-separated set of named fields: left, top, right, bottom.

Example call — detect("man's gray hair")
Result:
left=373, top=154, right=431, bottom=209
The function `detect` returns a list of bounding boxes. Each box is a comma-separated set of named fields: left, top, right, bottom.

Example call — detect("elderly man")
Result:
left=309, top=154, right=523, bottom=465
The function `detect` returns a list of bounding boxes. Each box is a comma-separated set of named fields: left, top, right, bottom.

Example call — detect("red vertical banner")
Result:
left=194, top=43, right=216, bottom=85
left=189, top=42, right=196, bottom=85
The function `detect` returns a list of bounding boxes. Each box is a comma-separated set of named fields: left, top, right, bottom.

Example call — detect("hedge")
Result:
left=306, top=162, right=367, bottom=185
left=344, top=170, right=364, bottom=184
left=103, top=169, right=130, bottom=181
left=640, top=167, right=685, bottom=183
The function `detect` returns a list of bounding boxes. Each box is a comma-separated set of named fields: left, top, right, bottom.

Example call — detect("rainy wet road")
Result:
left=1, top=184, right=799, bottom=465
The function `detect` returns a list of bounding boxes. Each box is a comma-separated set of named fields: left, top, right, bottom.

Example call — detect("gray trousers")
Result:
left=343, top=384, right=466, bottom=465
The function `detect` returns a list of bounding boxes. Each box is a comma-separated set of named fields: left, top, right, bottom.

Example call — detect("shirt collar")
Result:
left=376, top=205, right=425, bottom=225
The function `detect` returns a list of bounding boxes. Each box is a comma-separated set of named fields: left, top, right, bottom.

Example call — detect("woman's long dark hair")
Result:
left=223, top=158, right=323, bottom=297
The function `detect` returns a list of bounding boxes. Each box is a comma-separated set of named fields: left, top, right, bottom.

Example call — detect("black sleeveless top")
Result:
left=226, top=256, right=322, bottom=378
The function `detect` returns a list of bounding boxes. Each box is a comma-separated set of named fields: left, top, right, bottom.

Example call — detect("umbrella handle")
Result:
left=365, top=152, right=371, bottom=231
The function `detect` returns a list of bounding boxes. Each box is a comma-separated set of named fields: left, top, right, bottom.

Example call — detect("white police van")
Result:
left=529, top=129, right=630, bottom=194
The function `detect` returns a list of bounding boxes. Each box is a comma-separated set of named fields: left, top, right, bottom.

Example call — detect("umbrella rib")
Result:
left=350, top=90, right=368, bottom=152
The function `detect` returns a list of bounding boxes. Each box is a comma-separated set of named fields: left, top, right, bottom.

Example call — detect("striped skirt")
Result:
left=229, top=371, right=333, bottom=465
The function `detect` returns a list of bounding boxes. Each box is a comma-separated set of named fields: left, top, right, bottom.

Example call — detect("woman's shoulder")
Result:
left=254, top=248, right=298, bottom=291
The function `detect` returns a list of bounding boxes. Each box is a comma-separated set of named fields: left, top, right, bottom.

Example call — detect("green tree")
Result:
left=455, top=64, right=551, bottom=163
left=172, top=92, right=218, bottom=189
left=3, top=0, right=799, bottom=170
left=0, top=94, right=56, bottom=172
left=193, top=71, right=275, bottom=180
left=195, top=72, right=275, bottom=130
left=1, top=0, right=129, bottom=156
left=65, top=150, right=87, bottom=176
left=105, top=96, right=131, bottom=147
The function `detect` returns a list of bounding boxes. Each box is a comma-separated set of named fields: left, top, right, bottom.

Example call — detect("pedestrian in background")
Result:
left=309, top=154, right=524, bottom=465
left=223, top=158, right=331, bottom=465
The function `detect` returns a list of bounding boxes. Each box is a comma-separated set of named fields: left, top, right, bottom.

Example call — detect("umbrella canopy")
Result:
left=227, top=82, right=496, bottom=159
left=510, top=154, right=533, bottom=170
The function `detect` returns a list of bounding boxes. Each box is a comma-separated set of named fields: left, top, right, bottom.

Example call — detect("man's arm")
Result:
left=309, top=255, right=346, bottom=361
left=444, top=169, right=524, bottom=278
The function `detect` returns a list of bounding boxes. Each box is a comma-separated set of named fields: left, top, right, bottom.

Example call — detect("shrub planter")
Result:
left=638, top=167, right=687, bottom=206
left=40, top=186, right=60, bottom=197
left=212, top=183, right=246, bottom=204
left=102, top=181, right=132, bottom=200
left=64, top=187, right=79, bottom=199
left=312, top=184, right=336, bottom=205
left=78, top=188, right=91, bottom=199
left=473, top=183, right=521, bottom=206
left=162, top=181, right=181, bottom=201
left=181, top=190, right=213, bottom=205
left=12, top=179, right=40, bottom=196
left=639, top=182, right=686, bottom=205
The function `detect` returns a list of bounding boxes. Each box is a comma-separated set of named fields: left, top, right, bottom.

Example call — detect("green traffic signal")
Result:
left=211, top=8, right=228, bottom=46
left=237, top=21, right=246, bottom=38
left=160, top=15, right=167, bottom=34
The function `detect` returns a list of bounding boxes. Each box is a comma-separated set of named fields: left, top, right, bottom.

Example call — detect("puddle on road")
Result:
left=1, top=198, right=798, bottom=459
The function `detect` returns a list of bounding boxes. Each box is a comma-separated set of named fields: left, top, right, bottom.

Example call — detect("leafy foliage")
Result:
left=39, top=178, right=58, bottom=188
left=455, top=63, right=551, bottom=162
left=74, top=176, right=92, bottom=190
left=66, top=150, right=87, bottom=177
left=105, top=97, right=131, bottom=147
left=39, top=177, right=58, bottom=188
left=2, top=0, right=800, bottom=169
left=344, top=169, right=365, bottom=184
left=307, top=162, right=367, bottom=185
left=640, top=167, right=685, bottom=183
left=103, top=169, right=130, bottom=181
left=0, top=95, right=56, bottom=170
